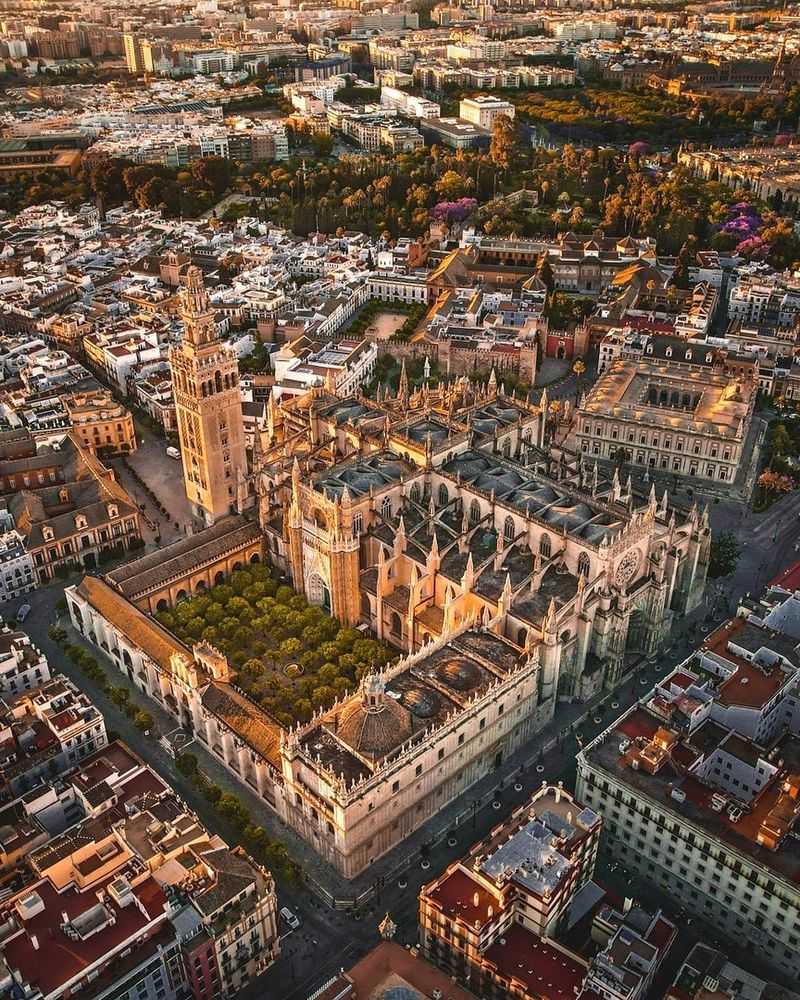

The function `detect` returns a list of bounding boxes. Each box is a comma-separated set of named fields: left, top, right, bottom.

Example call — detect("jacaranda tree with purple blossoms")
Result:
left=430, top=197, right=478, bottom=225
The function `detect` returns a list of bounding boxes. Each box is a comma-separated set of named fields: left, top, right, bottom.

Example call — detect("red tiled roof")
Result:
left=703, top=620, right=787, bottom=709
left=618, top=707, right=660, bottom=743
left=668, top=672, right=697, bottom=690
left=345, top=942, right=473, bottom=1000
left=646, top=915, right=676, bottom=953
left=483, top=923, right=587, bottom=1000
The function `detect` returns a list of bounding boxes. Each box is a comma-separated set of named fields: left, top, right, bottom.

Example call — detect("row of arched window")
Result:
left=200, top=371, right=237, bottom=397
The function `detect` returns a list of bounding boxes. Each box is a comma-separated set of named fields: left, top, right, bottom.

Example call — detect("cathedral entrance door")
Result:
left=625, top=610, right=648, bottom=671
left=308, top=573, right=331, bottom=613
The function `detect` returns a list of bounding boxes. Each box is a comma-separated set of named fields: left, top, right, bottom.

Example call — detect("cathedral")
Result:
left=68, top=271, right=709, bottom=878
left=254, top=360, right=709, bottom=702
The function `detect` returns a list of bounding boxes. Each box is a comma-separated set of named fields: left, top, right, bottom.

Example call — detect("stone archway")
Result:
left=156, top=598, right=169, bottom=612
left=250, top=553, right=260, bottom=564
left=215, top=571, right=226, bottom=585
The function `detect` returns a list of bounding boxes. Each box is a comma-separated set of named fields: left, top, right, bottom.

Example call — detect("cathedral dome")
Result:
left=436, top=657, right=481, bottom=691
left=336, top=675, right=413, bottom=759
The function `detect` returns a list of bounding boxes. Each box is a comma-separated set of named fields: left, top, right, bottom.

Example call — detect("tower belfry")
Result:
left=170, top=266, right=248, bottom=525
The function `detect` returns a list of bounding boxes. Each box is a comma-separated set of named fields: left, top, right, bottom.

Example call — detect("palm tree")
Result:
left=573, top=358, right=586, bottom=403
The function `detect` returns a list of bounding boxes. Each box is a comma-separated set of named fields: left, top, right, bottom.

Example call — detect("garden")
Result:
left=754, top=416, right=800, bottom=511
left=155, top=565, right=394, bottom=727
left=347, top=298, right=428, bottom=344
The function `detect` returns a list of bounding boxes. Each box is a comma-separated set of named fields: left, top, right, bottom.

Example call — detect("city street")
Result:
left=5, top=485, right=800, bottom=998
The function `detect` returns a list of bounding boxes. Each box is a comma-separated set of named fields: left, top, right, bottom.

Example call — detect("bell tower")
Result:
left=170, top=267, right=247, bottom=525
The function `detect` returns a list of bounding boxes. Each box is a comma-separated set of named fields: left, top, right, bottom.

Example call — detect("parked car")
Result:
left=279, top=906, right=300, bottom=930
left=166, top=446, right=181, bottom=460
left=16, top=604, right=31, bottom=623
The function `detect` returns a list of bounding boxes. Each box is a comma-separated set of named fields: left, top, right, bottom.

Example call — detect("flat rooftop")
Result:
left=581, top=358, right=753, bottom=437
left=584, top=704, right=800, bottom=885
left=483, top=923, right=587, bottom=1000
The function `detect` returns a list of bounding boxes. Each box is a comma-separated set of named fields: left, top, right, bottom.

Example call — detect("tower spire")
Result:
left=398, top=358, right=409, bottom=405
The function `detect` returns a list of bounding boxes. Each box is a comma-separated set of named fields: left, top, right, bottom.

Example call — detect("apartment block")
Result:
left=419, top=783, right=601, bottom=997
left=0, top=628, right=50, bottom=697
left=459, top=96, right=515, bottom=130
left=0, top=741, right=279, bottom=1000
left=0, top=531, right=35, bottom=604
left=64, top=389, right=137, bottom=457
left=577, top=601, right=800, bottom=985
left=0, top=673, right=107, bottom=801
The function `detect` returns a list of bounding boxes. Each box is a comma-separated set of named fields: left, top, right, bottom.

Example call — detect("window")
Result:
left=438, top=483, right=449, bottom=506
left=539, top=534, right=551, bottom=558
left=381, top=496, right=392, bottom=518
left=504, top=516, right=515, bottom=542
left=392, top=780, right=400, bottom=793
left=469, top=499, right=481, bottom=525
left=352, top=512, right=363, bottom=535
left=578, top=553, right=590, bottom=577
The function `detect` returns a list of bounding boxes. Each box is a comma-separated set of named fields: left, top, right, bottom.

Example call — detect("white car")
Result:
left=280, top=906, right=300, bottom=930
left=166, top=446, right=181, bottom=460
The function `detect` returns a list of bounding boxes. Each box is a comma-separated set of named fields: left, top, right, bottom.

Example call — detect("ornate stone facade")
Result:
left=572, top=357, right=755, bottom=485
left=65, top=368, right=709, bottom=880
left=257, top=369, right=709, bottom=703
left=170, top=267, right=248, bottom=525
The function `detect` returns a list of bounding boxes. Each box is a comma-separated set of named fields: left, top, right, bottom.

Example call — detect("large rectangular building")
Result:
left=572, top=358, right=755, bottom=484
left=577, top=608, right=800, bottom=986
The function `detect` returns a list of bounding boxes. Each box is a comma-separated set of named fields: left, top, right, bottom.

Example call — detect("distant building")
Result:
left=459, top=95, right=515, bottom=130
left=271, top=335, right=378, bottom=400
left=420, top=116, right=491, bottom=150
